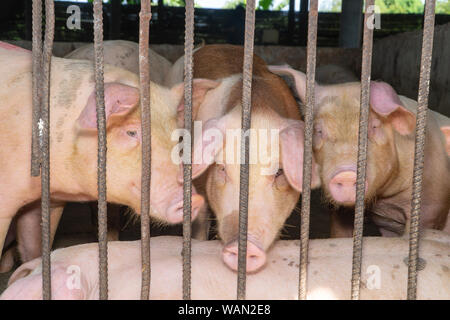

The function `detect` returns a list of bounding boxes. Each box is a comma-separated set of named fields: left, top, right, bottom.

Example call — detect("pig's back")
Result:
left=193, top=44, right=268, bottom=80
left=65, top=40, right=171, bottom=85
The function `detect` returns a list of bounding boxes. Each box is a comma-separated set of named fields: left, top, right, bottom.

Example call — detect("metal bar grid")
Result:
left=236, top=0, right=256, bottom=301
left=28, top=0, right=438, bottom=302
left=351, top=0, right=375, bottom=300
left=138, top=0, right=152, bottom=301
left=182, top=0, right=195, bottom=301
left=40, top=0, right=55, bottom=301
left=93, top=0, right=109, bottom=301
left=407, top=0, right=436, bottom=300
left=298, top=0, right=318, bottom=301
left=31, top=0, right=42, bottom=177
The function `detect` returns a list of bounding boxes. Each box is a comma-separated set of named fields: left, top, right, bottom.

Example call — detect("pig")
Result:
left=0, top=42, right=205, bottom=269
left=1, top=40, right=175, bottom=270
left=315, top=64, right=358, bottom=85
left=65, top=40, right=172, bottom=86
left=2, top=229, right=449, bottom=299
left=168, top=45, right=320, bottom=272
left=268, top=65, right=450, bottom=237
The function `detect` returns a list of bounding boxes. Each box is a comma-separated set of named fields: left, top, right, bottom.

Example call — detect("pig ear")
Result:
left=280, top=120, right=321, bottom=193
left=77, top=83, right=139, bottom=130
left=268, top=64, right=323, bottom=104
left=441, top=126, right=450, bottom=157
left=189, top=118, right=225, bottom=179
left=370, top=81, right=416, bottom=135
left=171, top=79, right=220, bottom=127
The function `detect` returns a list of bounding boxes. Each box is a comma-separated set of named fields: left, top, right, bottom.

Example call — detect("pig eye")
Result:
left=274, top=168, right=288, bottom=189
left=371, top=118, right=381, bottom=129
left=275, top=168, right=283, bottom=178
left=314, top=124, right=323, bottom=136
left=127, top=130, right=138, bottom=138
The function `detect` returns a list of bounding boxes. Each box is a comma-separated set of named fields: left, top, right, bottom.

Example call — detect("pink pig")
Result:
left=269, top=65, right=450, bottom=237
left=0, top=42, right=204, bottom=267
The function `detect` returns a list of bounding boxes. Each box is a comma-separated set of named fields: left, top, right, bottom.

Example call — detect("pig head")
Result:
left=173, top=74, right=321, bottom=272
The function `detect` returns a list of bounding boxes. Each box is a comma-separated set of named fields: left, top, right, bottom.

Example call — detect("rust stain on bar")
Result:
left=298, top=0, right=318, bottom=301
left=407, top=0, right=436, bottom=301
left=237, top=0, right=256, bottom=301
left=351, top=0, right=375, bottom=300
left=31, top=0, right=42, bottom=177
left=40, top=0, right=54, bottom=301
left=93, top=0, right=108, bottom=301
left=40, top=0, right=54, bottom=300
left=182, top=0, right=195, bottom=301
left=139, top=0, right=152, bottom=301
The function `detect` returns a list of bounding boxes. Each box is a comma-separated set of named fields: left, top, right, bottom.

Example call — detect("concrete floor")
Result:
left=0, top=190, right=380, bottom=296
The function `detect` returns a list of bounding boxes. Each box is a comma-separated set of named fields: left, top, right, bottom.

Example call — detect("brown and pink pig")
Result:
left=169, top=45, right=321, bottom=272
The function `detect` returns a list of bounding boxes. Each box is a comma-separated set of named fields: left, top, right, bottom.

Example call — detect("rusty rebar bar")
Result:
left=407, top=0, right=436, bottom=300
left=237, top=0, right=256, bottom=301
left=40, top=0, right=54, bottom=301
left=182, top=0, right=195, bottom=301
left=139, top=0, right=152, bottom=301
left=31, top=0, right=42, bottom=177
left=351, top=0, right=375, bottom=300
left=93, top=0, right=108, bottom=300
left=298, top=0, right=318, bottom=301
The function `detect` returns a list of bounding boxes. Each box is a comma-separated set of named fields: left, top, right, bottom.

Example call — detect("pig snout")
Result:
left=328, top=166, right=368, bottom=205
left=222, top=239, right=266, bottom=273
left=165, top=191, right=205, bottom=224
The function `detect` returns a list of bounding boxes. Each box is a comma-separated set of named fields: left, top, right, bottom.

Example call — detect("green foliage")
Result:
left=322, top=0, right=450, bottom=14
left=223, top=0, right=246, bottom=9
left=85, top=0, right=450, bottom=13
left=223, top=0, right=288, bottom=10
left=436, top=0, right=450, bottom=14
left=375, top=0, right=424, bottom=13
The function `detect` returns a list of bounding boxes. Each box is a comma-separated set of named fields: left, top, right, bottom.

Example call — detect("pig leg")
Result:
left=16, top=203, right=65, bottom=263
left=444, top=211, right=450, bottom=234
left=329, top=207, right=354, bottom=238
left=0, top=217, right=14, bottom=266
left=0, top=247, right=17, bottom=273
left=192, top=206, right=210, bottom=241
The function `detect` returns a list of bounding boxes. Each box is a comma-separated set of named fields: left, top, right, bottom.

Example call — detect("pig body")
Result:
left=0, top=43, right=204, bottom=265
left=169, top=45, right=320, bottom=272
left=64, top=40, right=172, bottom=86
left=2, top=230, right=449, bottom=300
left=269, top=65, right=450, bottom=237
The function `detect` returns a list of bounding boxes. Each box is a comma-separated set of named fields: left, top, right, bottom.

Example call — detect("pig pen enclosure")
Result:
left=0, top=0, right=449, bottom=300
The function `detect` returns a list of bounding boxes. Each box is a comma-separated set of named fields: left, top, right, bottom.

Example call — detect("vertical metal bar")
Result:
left=31, top=0, right=42, bottom=177
left=298, top=0, right=318, bottom=301
left=139, top=0, right=152, bottom=301
left=40, top=0, right=54, bottom=301
left=407, top=0, right=436, bottom=300
left=237, top=0, right=256, bottom=301
left=182, top=0, right=194, bottom=301
left=93, top=0, right=109, bottom=300
left=351, top=0, right=374, bottom=300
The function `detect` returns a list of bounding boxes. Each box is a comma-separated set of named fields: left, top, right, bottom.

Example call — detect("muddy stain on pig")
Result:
left=442, top=265, right=449, bottom=274
left=56, top=62, right=89, bottom=109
